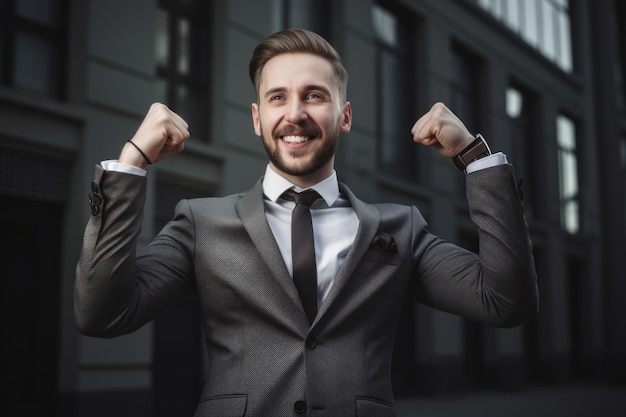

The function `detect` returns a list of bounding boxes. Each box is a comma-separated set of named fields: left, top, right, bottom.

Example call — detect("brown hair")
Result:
left=249, top=29, right=348, bottom=101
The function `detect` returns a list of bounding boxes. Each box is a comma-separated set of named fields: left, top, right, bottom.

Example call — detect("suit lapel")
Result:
left=235, top=179, right=382, bottom=327
left=235, top=179, right=305, bottom=316
left=316, top=183, right=380, bottom=322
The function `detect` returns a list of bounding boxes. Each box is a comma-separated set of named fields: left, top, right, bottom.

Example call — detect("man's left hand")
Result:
left=411, top=102, right=475, bottom=158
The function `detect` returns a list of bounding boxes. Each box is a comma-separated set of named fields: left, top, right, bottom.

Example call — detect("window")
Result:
left=450, top=46, right=482, bottom=137
left=556, top=114, right=579, bottom=234
left=373, top=4, right=417, bottom=181
left=473, top=0, right=573, bottom=72
left=0, top=0, right=67, bottom=98
left=506, top=84, right=539, bottom=217
left=450, top=45, right=483, bottom=193
left=156, top=0, right=210, bottom=141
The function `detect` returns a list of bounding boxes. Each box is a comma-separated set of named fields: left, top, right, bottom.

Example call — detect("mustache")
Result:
left=273, top=123, right=322, bottom=139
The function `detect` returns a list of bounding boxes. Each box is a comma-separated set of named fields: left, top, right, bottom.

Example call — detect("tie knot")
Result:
left=282, top=189, right=321, bottom=208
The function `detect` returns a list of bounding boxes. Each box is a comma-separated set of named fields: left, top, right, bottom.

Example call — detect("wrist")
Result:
left=120, top=140, right=151, bottom=169
left=452, top=133, right=491, bottom=171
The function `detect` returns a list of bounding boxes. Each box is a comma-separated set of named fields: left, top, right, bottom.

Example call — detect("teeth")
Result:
left=282, top=135, right=309, bottom=143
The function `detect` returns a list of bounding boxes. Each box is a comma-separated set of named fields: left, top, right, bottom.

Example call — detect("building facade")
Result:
left=1, top=0, right=625, bottom=415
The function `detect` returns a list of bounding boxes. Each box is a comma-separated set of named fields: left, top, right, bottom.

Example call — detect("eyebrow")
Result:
left=263, top=87, right=287, bottom=100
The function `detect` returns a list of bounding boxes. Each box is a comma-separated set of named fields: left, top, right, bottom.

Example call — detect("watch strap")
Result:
left=453, top=134, right=492, bottom=171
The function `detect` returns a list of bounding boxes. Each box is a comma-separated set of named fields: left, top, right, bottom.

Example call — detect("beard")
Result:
left=261, top=120, right=340, bottom=177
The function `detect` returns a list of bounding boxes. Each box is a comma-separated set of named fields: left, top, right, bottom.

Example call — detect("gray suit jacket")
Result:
left=75, top=163, right=538, bottom=417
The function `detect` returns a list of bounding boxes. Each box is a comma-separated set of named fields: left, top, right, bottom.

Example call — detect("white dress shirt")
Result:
left=262, top=166, right=359, bottom=309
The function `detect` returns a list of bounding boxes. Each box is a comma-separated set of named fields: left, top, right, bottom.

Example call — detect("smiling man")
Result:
left=75, top=29, right=538, bottom=416
left=251, top=51, right=351, bottom=187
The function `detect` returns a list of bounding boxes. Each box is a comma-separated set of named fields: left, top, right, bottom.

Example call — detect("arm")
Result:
left=410, top=103, right=538, bottom=326
left=413, top=164, right=538, bottom=327
left=74, top=104, right=192, bottom=337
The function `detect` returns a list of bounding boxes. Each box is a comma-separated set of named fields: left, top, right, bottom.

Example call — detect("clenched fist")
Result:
left=411, top=102, right=475, bottom=158
left=120, top=103, right=190, bottom=168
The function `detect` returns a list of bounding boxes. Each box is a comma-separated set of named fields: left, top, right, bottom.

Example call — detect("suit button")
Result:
left=294, top=400, right=307, bottom=414
left=88, top=194, right=101, bottom=216
left=305, top=336, right=317, bottom=349
left=89, top=181, right=103, bottom=216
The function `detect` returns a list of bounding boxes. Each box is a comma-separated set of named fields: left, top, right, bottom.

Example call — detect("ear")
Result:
left=340, top=101, right=352, bottom=134
left=251, top=103, right=261, bottom=136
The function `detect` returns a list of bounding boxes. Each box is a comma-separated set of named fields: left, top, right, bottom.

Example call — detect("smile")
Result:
left=282, top=135, right=311, bottom=143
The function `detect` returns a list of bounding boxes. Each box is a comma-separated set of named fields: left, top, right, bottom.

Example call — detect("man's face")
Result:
left=251, top=53, right=352, bottom=187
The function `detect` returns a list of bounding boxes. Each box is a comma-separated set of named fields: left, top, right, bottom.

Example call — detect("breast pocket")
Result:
left=363, top=248, right=401, bottom=266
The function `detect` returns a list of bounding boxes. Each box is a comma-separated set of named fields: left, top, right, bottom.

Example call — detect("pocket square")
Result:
left=369, top=233, right=397, bottom=253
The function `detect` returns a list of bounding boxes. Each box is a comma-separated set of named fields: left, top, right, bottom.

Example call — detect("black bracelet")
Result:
left=127, top=140, right=152, bottom=165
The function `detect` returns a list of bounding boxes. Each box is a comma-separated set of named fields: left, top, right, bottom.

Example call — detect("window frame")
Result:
left=156, top=0, right=211, bottom=142
left=0, top=0, right=68, bottom=99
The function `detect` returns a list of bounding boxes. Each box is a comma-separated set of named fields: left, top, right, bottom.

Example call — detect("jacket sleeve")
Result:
left=413, top=163, right=538, bottom=327
left=74, top=165, right=195, bottom=338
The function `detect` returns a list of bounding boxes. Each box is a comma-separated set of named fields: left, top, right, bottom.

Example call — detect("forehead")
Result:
left=259, top=52, right=337, bottom=92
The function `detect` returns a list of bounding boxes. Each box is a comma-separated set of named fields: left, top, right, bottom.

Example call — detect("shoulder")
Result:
left=339, top=182, right=422, bottom=222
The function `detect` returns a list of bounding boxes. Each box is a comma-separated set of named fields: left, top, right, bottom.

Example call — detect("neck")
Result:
left=269, top=164, right=334, bottom=189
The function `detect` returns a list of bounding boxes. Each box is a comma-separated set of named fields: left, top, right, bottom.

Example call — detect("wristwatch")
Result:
left=452, top=133, right=492, bottom=171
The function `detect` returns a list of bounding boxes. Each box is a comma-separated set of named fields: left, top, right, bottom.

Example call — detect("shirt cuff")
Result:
left=101, top=160, right=147, bottom=177
left=464, top=152, right=508, bottom=174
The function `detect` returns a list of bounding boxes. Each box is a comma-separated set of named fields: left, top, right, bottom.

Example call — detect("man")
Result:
left=75, top=29, right=538, bottom=416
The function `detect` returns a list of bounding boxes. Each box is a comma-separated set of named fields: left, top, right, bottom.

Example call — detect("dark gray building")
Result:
left=1, top=0, right=624, bottom=416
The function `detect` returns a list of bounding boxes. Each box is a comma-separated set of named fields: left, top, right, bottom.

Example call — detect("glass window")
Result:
left=373, top=5, right=398, bottom=46
left=177, top=18, right=190, bottom=75
left=156, top=0, right=210, bottom=141
left=506, top=87, right=523, bottom=118
left=556, top=114, right=579, bottom=234
left=14, top=31, right=59, bottom=96
left=449, top=46, right=483, bottom=195
left=507, top=84, right=540, bottom=218
left=373, top=4, right=418, bottom=181
left=522, top=0, right=540, bottom=48
left=473, top=0, right=573, bottom=72
left=450, top=46, right=481, bottom=134
left=155, top=10, right=169, bottom=67
left=556, top=8, right=572, bottom=71
left=540, top=0, right=557, bottom=62
left=0, top=0, right=66, bottom=98
left=503, top=0, right=521, bottom=33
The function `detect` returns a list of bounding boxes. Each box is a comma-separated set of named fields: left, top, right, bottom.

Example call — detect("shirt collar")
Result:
left=262, top=165, right=340, bottom=207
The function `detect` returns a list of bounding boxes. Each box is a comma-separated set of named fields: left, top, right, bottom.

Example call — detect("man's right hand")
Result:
left=119, top=103, right=190, bottom=168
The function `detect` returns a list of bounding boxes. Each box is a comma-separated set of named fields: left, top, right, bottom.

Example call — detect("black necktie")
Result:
left=282, top=189, right=321, bottom=324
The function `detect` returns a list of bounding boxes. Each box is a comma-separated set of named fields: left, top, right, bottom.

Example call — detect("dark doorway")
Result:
left=1, top=196, right=63, bottom=416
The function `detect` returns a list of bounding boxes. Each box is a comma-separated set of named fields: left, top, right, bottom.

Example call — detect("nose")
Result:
left=285, top=99, right=308, bottom=124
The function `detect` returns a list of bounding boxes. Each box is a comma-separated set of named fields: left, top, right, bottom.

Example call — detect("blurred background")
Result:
left=1, top=0, right=625, bottom=415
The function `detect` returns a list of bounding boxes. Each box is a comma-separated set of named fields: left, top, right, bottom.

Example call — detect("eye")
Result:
left=306, top=93, right=323, bottom=100
left=270, top=95, right=284, bottom=101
